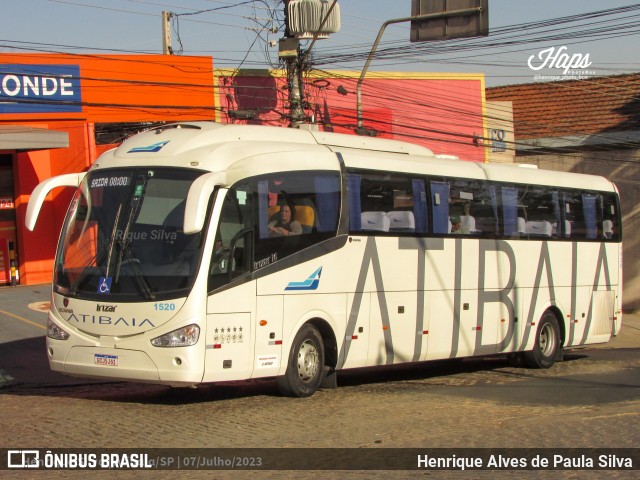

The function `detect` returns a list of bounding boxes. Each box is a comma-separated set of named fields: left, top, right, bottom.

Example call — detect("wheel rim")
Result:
left=297, top=339, right=319, bottom=383
left=538, top=322, right=556, bottom=357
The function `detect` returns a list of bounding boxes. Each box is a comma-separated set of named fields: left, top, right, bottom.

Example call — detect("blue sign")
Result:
left=0, top=64, right=82, bottom=114
left=97, top=276, right=113, bottom=295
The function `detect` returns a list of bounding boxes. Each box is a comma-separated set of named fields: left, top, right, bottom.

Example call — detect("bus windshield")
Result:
left=54, top=167, right=206, bottom=301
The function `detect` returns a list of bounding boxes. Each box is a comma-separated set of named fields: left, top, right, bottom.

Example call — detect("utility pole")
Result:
left=282, top=1, right=305, bottom=127
left=162, top=11, right=174, bottom=55
left=286, top=54, right=306, bottom=127
left=281, top=0, right=340, bottom=128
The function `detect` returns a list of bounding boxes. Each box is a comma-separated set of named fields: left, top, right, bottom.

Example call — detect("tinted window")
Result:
left=209, top=171, right=341, bottom=290
left=347, top=167, right=620, bottom=243
left=517, top=185, right=562, bottom=239
left=348, top=171, right=427, bottom=234
left=254, top=172, right=341, bottom=268
left=209, top=184, right=253, bottom=291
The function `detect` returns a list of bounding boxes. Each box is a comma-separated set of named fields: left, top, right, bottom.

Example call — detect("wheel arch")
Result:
left=545, top=305, right=566, bottom=348
left=306, top=317, right=338, bottom=370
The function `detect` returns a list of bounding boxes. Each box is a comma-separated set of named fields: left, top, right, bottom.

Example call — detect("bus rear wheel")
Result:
left=524, top=311, right=560, bottom=369
left=277, top=324, right=324, bottom=397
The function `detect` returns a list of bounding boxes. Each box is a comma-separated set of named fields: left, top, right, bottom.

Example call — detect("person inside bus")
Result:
left=269, top=203, right=302, bottom=237
left=460, top=201, right=476, bottom=234
left=210, top=238, right=230, bottom=275
left=450, top=215, right=469, bottom=234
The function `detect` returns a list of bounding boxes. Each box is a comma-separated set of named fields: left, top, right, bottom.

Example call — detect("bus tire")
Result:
left=524, top=311, right=561, bottom=369
left=277, top=324, right=324, bottom=398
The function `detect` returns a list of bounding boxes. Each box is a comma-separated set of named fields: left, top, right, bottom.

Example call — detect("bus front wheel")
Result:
left=277, top=324, right=324, bottom=397
left=524, top=311, right=561, bottom=369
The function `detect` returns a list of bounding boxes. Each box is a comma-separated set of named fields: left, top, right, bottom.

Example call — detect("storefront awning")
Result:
left=0, top=125, right=68, bottom=151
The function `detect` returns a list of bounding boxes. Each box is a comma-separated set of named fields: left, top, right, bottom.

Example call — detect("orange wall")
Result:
left=13, top=121, right=93, bottom=284
left=0, top=53, right=216, bottom=122
left=1, top=53, right=216, bottom=284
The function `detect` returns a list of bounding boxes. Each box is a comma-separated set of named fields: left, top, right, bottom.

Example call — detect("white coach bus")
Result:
left=26, top=122, right=622, bottom=397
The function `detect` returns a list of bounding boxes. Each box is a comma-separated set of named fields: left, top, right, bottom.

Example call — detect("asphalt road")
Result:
left=0, top=284, right=638, bottom=480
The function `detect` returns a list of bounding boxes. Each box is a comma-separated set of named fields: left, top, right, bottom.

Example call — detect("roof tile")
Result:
left=486, top=73, right=640, bottom=139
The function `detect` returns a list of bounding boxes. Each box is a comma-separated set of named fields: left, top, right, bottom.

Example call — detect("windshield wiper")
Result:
left=112, top=176, right=155, bottom=300
left=118, top=243, right=156, bottom=300
left=104, top=203, right=123, bottom=280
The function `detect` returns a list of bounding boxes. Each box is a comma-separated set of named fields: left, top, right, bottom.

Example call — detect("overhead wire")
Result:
left=301, top=3, right=640, bottom=158
left=3, top=1, right=640, bottom=162
left=312, top=5, right=640, bottom=67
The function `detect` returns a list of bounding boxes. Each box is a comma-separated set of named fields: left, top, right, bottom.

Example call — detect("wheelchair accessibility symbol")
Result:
left=98, top=276, right=112, bottom=294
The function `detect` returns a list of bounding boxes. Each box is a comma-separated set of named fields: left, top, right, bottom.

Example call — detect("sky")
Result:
left=1, top=0, right=639, bottom=86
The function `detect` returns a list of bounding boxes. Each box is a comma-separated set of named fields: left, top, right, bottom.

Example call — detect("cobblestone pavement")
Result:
left=0, top=285, right=638, bottom=479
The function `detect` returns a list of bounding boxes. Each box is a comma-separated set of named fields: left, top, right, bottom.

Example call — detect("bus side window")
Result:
left=602, top=193, right=619, bottom=241
left=562, top=191, right=600, bottom=240
left=209, top=184, right=253, bottom=291
left=448, top=180, right=498, bottom=237
left=520, top=186, right=562, bottom=238
left=348, top=170, right=426, bottom=235
left=253, top=172, right=340, bottom=268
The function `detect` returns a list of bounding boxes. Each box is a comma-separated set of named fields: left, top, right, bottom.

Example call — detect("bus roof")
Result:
left=98, top=122, right=615, bottom=193
left=110, top=122, right=433, bottom=160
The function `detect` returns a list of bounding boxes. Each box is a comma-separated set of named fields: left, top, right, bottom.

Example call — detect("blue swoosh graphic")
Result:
left=285, top=267, right=323, bottom=291
left=128, top=140, right=170, bottom=153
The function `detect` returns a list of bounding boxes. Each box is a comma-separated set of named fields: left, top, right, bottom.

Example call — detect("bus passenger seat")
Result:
left=294, top=205, right=315, bottom=233
left=361, top=211, right=390, bottom=232
left=603, top=219, right=613, bottom=239
left=517, top=217, right=526, bottom=235
left=387, top=211, right=415, bottom=232
left=526, top=220, right=552, bottom=237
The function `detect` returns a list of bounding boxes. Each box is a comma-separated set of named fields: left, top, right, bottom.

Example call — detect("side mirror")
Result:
left=25, top=173, right=85, bottom=231
left=183, top=171, right=227, bottom=234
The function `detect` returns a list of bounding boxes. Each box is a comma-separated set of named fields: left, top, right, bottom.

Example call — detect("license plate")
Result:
left=94, top=354, right=118, bottom=366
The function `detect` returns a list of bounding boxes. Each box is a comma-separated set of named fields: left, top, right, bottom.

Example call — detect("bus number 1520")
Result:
left=154, top=303, right=176, bottom=311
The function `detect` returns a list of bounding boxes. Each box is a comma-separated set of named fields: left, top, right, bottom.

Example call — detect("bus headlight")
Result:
left=47, top=318, right=70, bottom=340
left=151, top=324, right=200, bottom=347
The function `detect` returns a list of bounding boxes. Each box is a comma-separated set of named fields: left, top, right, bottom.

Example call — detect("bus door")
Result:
left=204, top=184, right=257, bottom=383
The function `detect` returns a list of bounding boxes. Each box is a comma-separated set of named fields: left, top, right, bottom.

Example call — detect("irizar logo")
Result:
left=96, top=304, right=116, bottom=312
left=128, top=140, right=170, bottom=153
left=285, top=267, right=322, bottom=291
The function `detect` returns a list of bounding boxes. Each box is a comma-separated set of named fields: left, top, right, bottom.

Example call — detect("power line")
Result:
left=312, top=4, right=640, bottom=68
left=4, top=1, right=640, bottom=166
